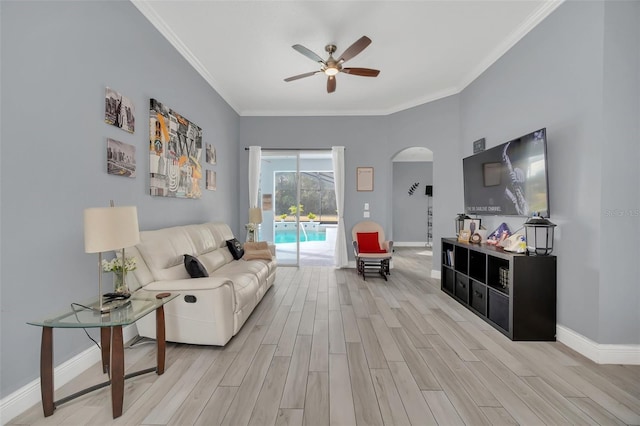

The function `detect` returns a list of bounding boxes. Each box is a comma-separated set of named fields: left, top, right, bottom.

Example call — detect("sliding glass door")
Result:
left=260, top=150, right=335, bottom=267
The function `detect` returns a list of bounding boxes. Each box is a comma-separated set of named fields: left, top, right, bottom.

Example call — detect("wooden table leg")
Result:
left=156, top=305, right=166, bottom=375
left=100, top=328, right=111, bottom=375
left=110, top=326, right=124, bottom=418
left=40, top=327, right=54, bottom=417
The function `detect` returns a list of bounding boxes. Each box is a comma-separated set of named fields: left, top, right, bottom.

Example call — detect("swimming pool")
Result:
left=275, top=229, right=326, bottom=243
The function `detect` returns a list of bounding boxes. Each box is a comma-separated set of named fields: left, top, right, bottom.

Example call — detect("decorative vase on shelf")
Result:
left=113, top=270, right=130, bottom=296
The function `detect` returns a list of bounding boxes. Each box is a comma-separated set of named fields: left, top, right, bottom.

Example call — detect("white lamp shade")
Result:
left=249, top=207, right=263, bottom=224
left=84, top=206, right=140, bottom=253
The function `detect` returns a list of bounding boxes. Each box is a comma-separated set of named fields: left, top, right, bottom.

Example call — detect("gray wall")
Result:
left=387, top=96, right=464, bottom=263
left=0, top=1, right=240, bottom=398
left=459, top=1, right=639, bottom=344
left=392, top=162, right=433, bottom=243
left=599, top=1, right=640, bottom=344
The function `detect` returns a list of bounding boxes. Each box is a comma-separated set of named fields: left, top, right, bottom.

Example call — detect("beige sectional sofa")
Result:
left=126, top=222, right=276, bottom=346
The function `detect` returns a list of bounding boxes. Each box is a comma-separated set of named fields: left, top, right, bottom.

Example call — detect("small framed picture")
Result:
left=105, top=87, right=135, bottom=133
left=107, top=138, right=136, bottom=178
left=206, top=170, right=216, bottom=190
left=206, top=144, right=216, bottom=165
left=473, top=138, right=486, bottom=153
left=356, top=167, right=374, bottom=191
left=463, top=218, right=482, bottom=234
left=458, top=229, right=471, bottom=243
left=262, top=194, right=273, bottom=211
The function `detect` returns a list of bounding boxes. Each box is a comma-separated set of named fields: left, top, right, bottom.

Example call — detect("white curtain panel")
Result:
left=332, top=146, right=348, bottom=267
left=248, top=146, right=261, bottom=209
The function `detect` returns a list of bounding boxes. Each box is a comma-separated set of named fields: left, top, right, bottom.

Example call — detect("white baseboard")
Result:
left=0, top=324, right=139, bottom=424
left=394, top=242, right=432, bottom=247
left=423, top=273, right=637, bottom=365
left=556, top=325, right=640, bottom=365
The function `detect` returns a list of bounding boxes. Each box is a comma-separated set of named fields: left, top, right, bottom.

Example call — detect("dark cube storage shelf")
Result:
left=441, top=238, right=557, bottom=341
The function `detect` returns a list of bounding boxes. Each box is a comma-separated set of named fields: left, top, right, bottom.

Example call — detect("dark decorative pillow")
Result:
left=184, top=254, right=209, bottom=278
left=226, top=238, right=244, bottom=260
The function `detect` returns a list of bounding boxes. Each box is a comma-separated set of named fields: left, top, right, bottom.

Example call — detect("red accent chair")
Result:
left=351, top=221, right=393, bottom=281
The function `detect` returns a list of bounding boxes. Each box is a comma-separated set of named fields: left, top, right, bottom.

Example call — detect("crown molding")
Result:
left=130, top=0, right=241, bottom=115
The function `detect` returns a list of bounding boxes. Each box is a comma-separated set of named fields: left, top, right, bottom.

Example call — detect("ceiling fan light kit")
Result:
left=284, top=36, right=380, bottom=94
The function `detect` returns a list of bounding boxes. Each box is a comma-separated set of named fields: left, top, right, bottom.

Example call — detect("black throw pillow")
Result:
left=184, top=254, right=209, bottom=278
left=226, top=238, right=244, bottom=260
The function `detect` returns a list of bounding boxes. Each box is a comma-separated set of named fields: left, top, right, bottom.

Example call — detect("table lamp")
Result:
left=248, top=207, right=263, bottom=242
left=84, top=204, right=140, bottom=313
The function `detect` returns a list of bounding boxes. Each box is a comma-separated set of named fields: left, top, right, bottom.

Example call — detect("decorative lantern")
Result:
left=455, top=213, right=470, bottom=237
left=523, top=215, right=557, bottom=255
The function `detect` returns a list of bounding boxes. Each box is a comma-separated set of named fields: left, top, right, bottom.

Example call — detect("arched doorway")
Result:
left=391, top=147, right=434, bottom=248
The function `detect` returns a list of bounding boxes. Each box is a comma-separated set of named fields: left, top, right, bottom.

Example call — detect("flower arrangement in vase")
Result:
left=102, top=257, right=137, bottom=296
left=245, top=223, right=257, bottom=242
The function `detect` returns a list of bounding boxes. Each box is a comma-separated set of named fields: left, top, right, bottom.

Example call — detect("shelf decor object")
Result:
left=84, top=202, right=140, bottom=313
left=455, top=213, right=471, bottom=236
left=523, top=215, right=557, bottom=255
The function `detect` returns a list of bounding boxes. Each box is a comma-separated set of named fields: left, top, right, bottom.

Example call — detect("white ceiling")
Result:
left=132, top=0, right=562, bottom=117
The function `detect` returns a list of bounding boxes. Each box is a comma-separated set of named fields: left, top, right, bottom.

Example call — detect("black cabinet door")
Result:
left=488, top=289, right=509, bottom=332
left=455, top=273, right=469, bottom=304
left=470, top=280, right=487, bottom=316
left=443, top=267, right=454, bottom=294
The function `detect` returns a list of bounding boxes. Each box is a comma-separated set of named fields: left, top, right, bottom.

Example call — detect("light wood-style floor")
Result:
left=9, top=248, right=640, bottom=425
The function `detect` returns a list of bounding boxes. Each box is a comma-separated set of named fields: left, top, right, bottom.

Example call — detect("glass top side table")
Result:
left=27, top=292, right=178, bottom=419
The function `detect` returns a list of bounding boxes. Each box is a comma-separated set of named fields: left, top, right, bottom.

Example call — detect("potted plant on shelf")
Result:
left=279, top=213, right=287, bottom=222
left=307, top=212, right=316, bottom=222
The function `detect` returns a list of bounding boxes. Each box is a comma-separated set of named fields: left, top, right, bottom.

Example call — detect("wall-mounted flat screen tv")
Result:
left=463, top=128, right=549, bottom=217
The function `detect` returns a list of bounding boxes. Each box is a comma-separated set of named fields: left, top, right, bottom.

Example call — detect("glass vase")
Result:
left=113, top=270, right=130, bottom=296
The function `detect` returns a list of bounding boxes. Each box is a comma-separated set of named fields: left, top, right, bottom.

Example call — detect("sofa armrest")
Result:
left=140, top=276, right=233, bottom=292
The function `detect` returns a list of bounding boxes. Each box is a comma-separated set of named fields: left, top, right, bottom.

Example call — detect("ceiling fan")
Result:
left=284, top=35, right=380, bottom=94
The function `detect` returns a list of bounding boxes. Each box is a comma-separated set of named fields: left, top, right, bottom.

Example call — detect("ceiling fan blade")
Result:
left=292, top=44, right=325, bottom=64
left=342, top=67, right=380, bottom=77
left=327, top=75, right=336, bottom=93
left=284, top=71, right=321, bottom=82
left=338, top=36, right=372, bottom=63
